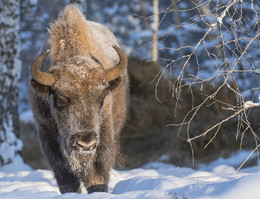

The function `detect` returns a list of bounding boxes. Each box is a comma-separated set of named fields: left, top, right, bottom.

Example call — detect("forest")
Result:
left=0, top=0, right=260, bottom=198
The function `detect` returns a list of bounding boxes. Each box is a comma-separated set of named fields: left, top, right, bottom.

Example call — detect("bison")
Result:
left=29, top=5, right=128, bottom=194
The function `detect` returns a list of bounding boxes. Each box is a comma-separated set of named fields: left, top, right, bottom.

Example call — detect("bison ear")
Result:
left=30, top=79, right=50, bottom=99
left=108, top=76, right=122, bottom=90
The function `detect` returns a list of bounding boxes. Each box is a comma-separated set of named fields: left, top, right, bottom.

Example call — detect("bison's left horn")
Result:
left=104, top=45, right=127, bottom=82
left=31, top=50, right=55, bottom=86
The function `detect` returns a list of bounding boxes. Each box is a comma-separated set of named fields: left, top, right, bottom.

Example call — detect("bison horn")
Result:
left=104, top=45, right=127, bottom=82
left=31, top=46, right=126, bottom=85
left=31, top=50, right=55, bottom=86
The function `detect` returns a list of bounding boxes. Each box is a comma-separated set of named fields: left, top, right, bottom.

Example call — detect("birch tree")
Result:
left=0, top=0, right=23, bottom=166
left=152, top=0, right=159, bottom=62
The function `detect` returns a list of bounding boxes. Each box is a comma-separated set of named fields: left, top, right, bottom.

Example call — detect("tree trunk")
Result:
left=171, top=0, right=181, bottom=28
left=152, top=0, right=159, bottom=62
left=171, top=0, right=185, bottom=56
left=0, top=0, right=23, bottom=166
left=140, top=0, right=150, bottom=30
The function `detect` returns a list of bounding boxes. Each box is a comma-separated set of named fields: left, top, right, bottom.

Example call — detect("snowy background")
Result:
left=19, top=0, right=260, bottom=112
left=16, top=1, right=260, bottom=167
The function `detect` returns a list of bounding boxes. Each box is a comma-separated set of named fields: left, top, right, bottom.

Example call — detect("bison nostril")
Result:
left=75, top=135, right=97, bottom=152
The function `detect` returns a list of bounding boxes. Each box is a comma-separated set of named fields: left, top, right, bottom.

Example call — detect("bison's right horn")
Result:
left=31, top=50, right=55, bottom=86
left=104, top=45, right=127, bottom=82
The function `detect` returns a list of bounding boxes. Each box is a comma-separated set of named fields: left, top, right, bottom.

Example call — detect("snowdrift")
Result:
left=1, top=151, right=260, bottom=199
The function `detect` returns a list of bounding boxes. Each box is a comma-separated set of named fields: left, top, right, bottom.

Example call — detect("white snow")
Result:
left=1, top=150, right=260, bottom=199
left=217, top=17, right=223, bottom=25
left=19, top=110, right=34, bottom=124
left=0, top=116, right=23, bottom=166
left=244, top=101, right=260, bottom=108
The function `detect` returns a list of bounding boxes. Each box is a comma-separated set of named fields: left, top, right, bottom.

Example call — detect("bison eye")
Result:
left=57, top=98, right=68, bottom=108
left=54, top=94, right=69, bottom=109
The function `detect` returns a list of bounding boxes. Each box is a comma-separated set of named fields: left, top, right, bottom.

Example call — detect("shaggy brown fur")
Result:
left=29, top=5, right=128, bottom=194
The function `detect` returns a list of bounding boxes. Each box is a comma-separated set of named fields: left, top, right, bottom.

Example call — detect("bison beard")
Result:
left=29, top=5, right=128, bottom=194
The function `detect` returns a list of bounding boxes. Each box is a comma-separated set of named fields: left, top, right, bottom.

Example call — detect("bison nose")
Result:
left=75, top=133, right=97, bottom=152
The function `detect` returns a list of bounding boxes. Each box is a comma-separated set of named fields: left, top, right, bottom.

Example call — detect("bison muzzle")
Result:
left=29, top=5, right=128, bottom=194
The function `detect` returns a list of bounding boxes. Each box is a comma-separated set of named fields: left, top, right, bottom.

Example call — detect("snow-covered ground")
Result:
left=1, top=151, right=260, bottom=199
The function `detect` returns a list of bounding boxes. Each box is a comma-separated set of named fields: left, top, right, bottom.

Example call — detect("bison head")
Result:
left=31, top=46, right=127, bottom=162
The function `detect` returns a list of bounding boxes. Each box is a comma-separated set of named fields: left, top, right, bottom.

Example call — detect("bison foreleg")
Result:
left=87, top=184, right=107, bottom=193
left=54, top=167, right=82, bottom=194
left=85, top=168, right=109, bottom=193
left=85, top=135, right=115, bottom=193
left=38, top=125, right=81, bottom=194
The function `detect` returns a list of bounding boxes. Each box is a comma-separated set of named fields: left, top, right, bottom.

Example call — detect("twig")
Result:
left=235, top=144, right=260, bottom=174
